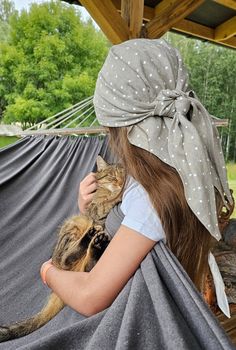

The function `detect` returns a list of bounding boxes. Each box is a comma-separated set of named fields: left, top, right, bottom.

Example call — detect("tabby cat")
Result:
left=0, top=156, right=125, bottom=342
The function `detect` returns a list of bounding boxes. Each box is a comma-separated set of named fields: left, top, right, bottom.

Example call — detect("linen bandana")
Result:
left=93, top=39, right=234, bottom=317
left=93, top=38, right=233, bottom=242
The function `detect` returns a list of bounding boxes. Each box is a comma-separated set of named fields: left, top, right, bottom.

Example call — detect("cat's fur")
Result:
left=0, top=156, right=125, bottom=342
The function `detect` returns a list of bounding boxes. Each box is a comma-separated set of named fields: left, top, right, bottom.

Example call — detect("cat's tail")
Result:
left=0, top=293, right=64, bottom=342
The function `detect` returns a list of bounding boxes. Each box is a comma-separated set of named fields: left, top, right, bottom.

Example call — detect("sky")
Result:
left=13, top=0, right=94, bottom=23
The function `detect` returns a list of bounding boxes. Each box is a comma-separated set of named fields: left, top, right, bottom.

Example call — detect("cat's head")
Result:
left=95, top=156, right=125, bottom=195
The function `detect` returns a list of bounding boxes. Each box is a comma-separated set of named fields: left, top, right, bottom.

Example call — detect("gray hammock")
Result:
left=0, top=136, right=234, bottom=350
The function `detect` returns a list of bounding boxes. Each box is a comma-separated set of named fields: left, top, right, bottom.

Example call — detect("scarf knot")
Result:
left=153, top=89, right=191, bottom=119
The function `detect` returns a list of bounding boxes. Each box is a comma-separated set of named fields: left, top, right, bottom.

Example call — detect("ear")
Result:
left=96, top=156, right=109, bottom=171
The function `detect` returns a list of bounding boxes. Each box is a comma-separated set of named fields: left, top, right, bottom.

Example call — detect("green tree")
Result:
left=0, top=20, right=9, bottom=42
left=0, top=0, right=109, bottom=127
left=0, top=0, right=16, bottom=22
left=0, top=0, right=16, bottom=45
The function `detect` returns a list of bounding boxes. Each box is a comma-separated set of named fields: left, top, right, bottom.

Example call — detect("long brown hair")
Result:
left=108, top=127, right=231, bottom=292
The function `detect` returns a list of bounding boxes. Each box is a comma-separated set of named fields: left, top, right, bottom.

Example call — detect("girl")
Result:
left=40, top=38, right=233, bottom=318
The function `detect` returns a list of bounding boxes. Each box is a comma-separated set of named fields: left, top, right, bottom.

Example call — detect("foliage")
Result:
left=0, top=0, right=109, bottom=128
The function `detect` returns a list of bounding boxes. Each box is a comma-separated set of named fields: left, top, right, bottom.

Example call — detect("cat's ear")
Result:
left=96, top=156, right=109, bottom=171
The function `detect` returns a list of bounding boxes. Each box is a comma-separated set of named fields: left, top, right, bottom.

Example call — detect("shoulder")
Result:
left=121, top=176, right=144, bottom=205
left=120, top=176, right=166, bottom=242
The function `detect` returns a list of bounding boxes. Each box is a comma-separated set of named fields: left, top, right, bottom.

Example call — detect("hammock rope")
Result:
left=0, top=95, right=228, bottom=137
left=25, top=96, right=94, bottom=131
left=21, top=95, right=107, bottom=136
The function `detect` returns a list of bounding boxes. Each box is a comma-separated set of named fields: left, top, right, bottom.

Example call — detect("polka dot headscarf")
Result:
left=93, top=38, right=233, bottom=241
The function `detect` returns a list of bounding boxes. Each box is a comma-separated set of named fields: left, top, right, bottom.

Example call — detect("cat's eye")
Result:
left=96, top=173, right=108, bottom=180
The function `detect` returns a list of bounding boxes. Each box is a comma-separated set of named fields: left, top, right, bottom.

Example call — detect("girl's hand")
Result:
left=40, top=259, right=54, bottom=286
left=78, top=172, right=98, bottom=214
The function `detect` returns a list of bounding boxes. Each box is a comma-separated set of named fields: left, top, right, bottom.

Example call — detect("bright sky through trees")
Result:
left=14, top=0, right=92, bottom=22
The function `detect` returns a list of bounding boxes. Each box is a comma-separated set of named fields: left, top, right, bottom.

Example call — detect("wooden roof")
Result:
left=63, top=0, right=236, bottom=49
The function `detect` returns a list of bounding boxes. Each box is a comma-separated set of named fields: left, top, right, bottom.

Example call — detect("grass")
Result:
left=229, top=181, right=236, bottom=218
left=226, top=163, right=236, bottom=218
left=0, top=136, right=20, bottom=149
left=226, top=163, right=236, bottom=181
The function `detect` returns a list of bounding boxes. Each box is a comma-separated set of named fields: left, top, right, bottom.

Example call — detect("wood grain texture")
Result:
left=172, top=18, right=236, bottom=49
left=145, top=0, right=204, bottom=38
left=216, top=304, right=236, bottom=346
left=79, top=0, right=129, bottom=43
left=121, top=0, right=144, bottom=38
left=213, top=0, right=236, bottom=10
left=111, top=0, right=236, bottom=49
left=215, top=16, right=236, bottom=41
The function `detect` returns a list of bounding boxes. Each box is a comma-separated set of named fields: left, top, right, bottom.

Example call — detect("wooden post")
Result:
left=121, top=0, right=130, bottom=27
left=121, top=0, right=144, bottom=38
left=130, top=0, right=144, bottom=38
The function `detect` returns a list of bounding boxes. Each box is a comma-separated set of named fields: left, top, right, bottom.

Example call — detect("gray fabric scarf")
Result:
left=93, top=38, right=233, bottom=242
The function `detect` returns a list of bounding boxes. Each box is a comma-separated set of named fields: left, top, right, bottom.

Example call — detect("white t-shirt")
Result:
left=120, top=180, right=229, bottom=317
left=120, top=176, right=166, bottom=242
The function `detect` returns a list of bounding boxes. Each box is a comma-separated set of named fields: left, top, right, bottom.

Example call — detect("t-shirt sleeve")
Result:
left=120, top=179, right=166, bottom=242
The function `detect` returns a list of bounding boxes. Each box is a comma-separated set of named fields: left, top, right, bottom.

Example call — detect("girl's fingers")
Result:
left=85, top=182, right=98, bottom=195
left=40, top=260, right=54, bottom=286
left=84, top=193, right=95, bottom=203
left=40, top=259, right=52, bottom=277
left=78, top=172, right=98, bottom=214
left=81, top=172, right=96, bottom=187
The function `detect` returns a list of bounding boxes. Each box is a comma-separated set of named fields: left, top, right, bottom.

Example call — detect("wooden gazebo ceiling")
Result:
left=64, top=0, right=236, bottom=49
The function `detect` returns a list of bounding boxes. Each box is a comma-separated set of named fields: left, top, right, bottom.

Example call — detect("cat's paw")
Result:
left=83, top=233, right=110, bottom=271
left=91, top=232, right=110, bottom=251
left=86, top=226, right=101, bottom=240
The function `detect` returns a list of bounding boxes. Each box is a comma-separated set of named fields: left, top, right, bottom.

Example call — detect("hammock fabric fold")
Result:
left=0, top=136, right=234, bottom=350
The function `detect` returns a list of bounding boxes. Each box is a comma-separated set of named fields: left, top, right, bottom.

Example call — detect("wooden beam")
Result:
left=213, top=118, right=229, bottom=127
left=79, top=0, right=129, bottom=44
left=214, top=16, right=236, bottom=41
left=213, top=0, right=236, bottom=10
left=19, top=126, right=107, bottom=137
left=145, top=0, right=204, bottom=38
left=121, top=0, right=144, bottom=38
left=111, top=0, right=236, bottom=49
left=172, top=18, right=236, bottom=49
left=173, top=19, right=215, bottom=40
left=223, top=36, right=236, bottom=47
left=17, top=118, right=227, bottom=137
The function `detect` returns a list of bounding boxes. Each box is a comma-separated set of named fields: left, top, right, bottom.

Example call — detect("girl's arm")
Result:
left=44, top=225, right=156, bottom=316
